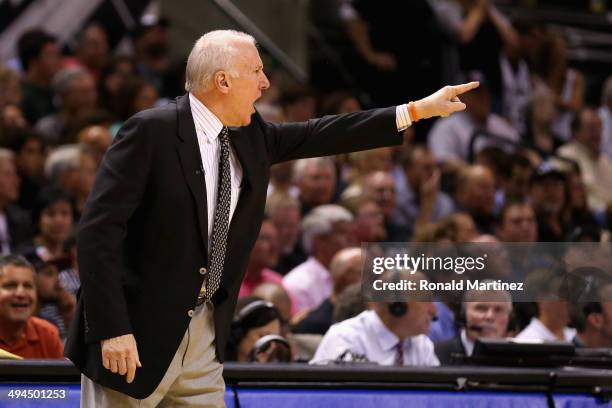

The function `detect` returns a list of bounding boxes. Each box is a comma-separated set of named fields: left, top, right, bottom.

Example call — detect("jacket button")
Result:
left=199, top=267, right=207, bottom=275
left=187, top=309, right=194, bottom=317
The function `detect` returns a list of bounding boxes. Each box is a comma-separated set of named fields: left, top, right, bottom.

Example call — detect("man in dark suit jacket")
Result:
left=65, top=29, right=478, bottom=405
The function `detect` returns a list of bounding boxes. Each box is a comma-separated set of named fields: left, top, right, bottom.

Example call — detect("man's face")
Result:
left=226, top=42, right=270, bottom=126
left=79, top=26, right=109, bottom=69
left=299, top=163, right=335, bottom=207
left=365, top=172, right=396, bottom=217
left=248, top=221, right=279, bottom=270
left=271, top=207, right=300, bottom=254
left=497, top=204, right=537, bottom=242
left=0, top=265, right=36, bottom=324
left=64, top=74, right=97, bottom=114
left=17, top=138, right=45, bottom=180
left=405, top=148, right=436, bottom=192
left=355, top=201, right=386, bottom=242
left=530, top=177, right=565, bottom=215
left=38, top=42, right=61, bottom=80
left=0, top=158, right=20, bottom=206
left=315, top=220, right=354, bottom=260
left=404, top=301, right=437, bottom=335
left=506, top=164, right=533, bottom=201
left=34, top=264, right=61, bottom=301
left=465, top=301, right=511, bottom=341
left=39, top=200, right=73, bottom=244
left=460, top=169, right=495, bottom=215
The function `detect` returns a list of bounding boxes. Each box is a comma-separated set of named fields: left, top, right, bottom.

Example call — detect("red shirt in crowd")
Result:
left=0, top=316, right=64, bottom=359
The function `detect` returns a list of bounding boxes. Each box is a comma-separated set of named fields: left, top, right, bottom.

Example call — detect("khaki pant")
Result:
left=81, top=302, right=225, bottom=407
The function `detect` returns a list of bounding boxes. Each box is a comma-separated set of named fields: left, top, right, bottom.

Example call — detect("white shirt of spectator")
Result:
left=515, top=317, right=576, bottom=342
left=500, top=53, right=531, bottom=135
left=428, top=111, right=519, bottom=163
left=283, top=256, right=332, bottom=313
left=460, top=329, right=475, bottom=356
left=189, top=93, right=243, bottom=248
left=310, top=310, right=439, bottom=366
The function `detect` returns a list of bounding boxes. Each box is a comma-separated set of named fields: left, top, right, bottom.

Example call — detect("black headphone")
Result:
left=229, top=300, right=277, bottom=348
left=388, top=302, right=408, bottom=317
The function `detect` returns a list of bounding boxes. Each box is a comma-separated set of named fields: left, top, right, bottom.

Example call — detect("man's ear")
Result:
left=214, top=71, right=231, bottom=94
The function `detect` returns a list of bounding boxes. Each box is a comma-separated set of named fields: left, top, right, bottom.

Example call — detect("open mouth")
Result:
left=10, top=303, right=31, bottom=312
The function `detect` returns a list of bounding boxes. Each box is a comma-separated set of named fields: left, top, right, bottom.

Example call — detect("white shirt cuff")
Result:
left=396, top=104, right=412, bottom=131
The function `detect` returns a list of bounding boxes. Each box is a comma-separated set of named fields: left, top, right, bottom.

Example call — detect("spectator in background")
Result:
left=267, top=161, right=298, bottom=198
left=428, top=71, right=519, bottom=170
left=495, top=201, right=537, bottom=243
left=516, top=269, right=576, bottom=342
left=44, top=145, right=80, bottom=194
left=17, top=29, right=61, bottom=124
left=496, top=153, right=533, bottom=210
left=293, top=157, right=336, bottom=215
left=523, top=87, right=563, bottom=158
left=454, top=165, right=496, bottom=234
left=564, top=167, right=601, bottom=239
left=68, top=23, right=110, bottom=80
left=36, top=66, right=98, bottom=146
left=573, top=281, right=612, bottom=348
left=19, top=187, right=74, bottom=261
left=74, top=146, right=100, bottom=215
left=1, top=128, right=46, bottom=212
left=252, top=283, right=292, bottom=334
left=435, top=286, right=512, bottom=364
left=534, top=33, right=584, bottom=142
left=226, top=298, right=287, bottom=362
left=0, top=66, right=22, bottom=111
left=131, top=17, right=171, bottom=97
left=0, top=255, right=63, bottom=358
left=238, top=220, right=283, bottom=298
left=362, top=170, right=410, bottom=240
left=77, top=124, right=112, bottom=164
left=529, top=163, right=568, bottom=242
left=397, top=146, right=455, bottom=238
left=342, top=196, right=387, bottom=243
left=279, top=85, right=317, bottom=122
left=110, top=75, right=159, bottom=138
left=557, top=107, right=612, bottom=213
left=98, top=56, right=136, bottom=111
left=293, top=247, right=362, bottom=335
left=284, top=205, right=354, bottom=313
left=22, top=251, right=74, bottom=340
left=311, top=271, right=439, bottom=366
left=265, top=194, right=305, bottom=275
left=600, top=76, right=612, bottom=159
left=0, top=149, right=32, bottom=255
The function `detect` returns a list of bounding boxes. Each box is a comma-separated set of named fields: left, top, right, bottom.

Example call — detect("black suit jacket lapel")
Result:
left=176, top=95, right=209, bottom=251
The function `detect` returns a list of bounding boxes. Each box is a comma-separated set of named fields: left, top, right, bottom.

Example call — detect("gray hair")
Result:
left=301, top=204, right=353, bottom=254
left=44, top=144, right=80, bottom=183
left=52, top=66, right=90, bottom=96
left=292, top=157, right=335, bottom=184
left=184, top=30, right=255, bottom=92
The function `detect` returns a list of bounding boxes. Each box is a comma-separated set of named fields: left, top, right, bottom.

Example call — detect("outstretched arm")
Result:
left=410, top=82, right=480, bottom=120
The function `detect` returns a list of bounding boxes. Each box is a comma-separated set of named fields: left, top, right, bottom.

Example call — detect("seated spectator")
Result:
left=1, top=128, right=47, bottom=211
left=293, top=157, right=336, bottom=215
left=0, top=255, right=63, bottom=358
left=74, top=145, right=101, bottom=215
left=523, top=87, right=563, bottom=157
left=265, top=194, right=305, bottom=274
left=283, top=205, right=354, bottom=313
left=454, top=165, right=496, bottom=234
left=529, top=162, right=568, bottom=241
left=44, top=144, right=80, bottom=194
left=17, top=29, right=61, bottom=124
left=98, top=56, right=136, bottom=111
left=428, top=71, right=519, bottom=170
left=342, top=196, right=387, bottom=243
left=239, top=220, right=284, bottom=298
left=557, top=107, right=612, bottom=213
left=18, top=187, right=75, bottom=261
left=362, top=170, right=410, bottom=241
left=22, top=251, right=74, bottom=339
left=226, top=298, right=290, bottom=363
left=311, top=271, right=439, bottom=366
left=496, top=153, right=533, bottom=210
left=293, top=247, right=362, bottom=335
left=66, top=23, right=110, bottom=80
left=495, top=201, right=537, bottom=243
left=435, top=285, right=513, bottom=364
left=110, top=75, right=159, bottom=137
left=279, top=85, right=317, bottom=122
left=516, top=269, right=576, bottom=342
left=0, top=149, right=32, bottom=254
left=397, top=146, right=455, bottom=237
left=77, top=124, right=112, bottom=162
left=36, top=66, right=98, bottom=146
left=252, top=283, right=292, bottom=334
left=573, top=280, right=612, bottom=348
left=268, top=161, right=298, bottom=198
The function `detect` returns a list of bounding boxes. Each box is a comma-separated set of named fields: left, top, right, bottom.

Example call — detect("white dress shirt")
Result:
left=189, top=93, right=243, bottom=248
left=311, top=310, right=439, bottom=366
left=515, top=317, right=576, bottom=342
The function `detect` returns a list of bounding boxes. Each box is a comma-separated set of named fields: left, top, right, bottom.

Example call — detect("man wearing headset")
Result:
left=434, top=285, right=512, bottom=365
left=310, top=270, right=438, bottom=366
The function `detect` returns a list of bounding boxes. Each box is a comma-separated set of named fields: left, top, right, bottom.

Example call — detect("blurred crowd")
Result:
left=0, top=0, right=611, bottom=366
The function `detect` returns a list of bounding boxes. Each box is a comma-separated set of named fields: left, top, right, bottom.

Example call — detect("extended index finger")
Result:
left=451, top=81, right=480, bottom=96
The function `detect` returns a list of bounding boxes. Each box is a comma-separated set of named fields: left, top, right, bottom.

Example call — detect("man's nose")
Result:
left=260, top=72, right=270, bottom=90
